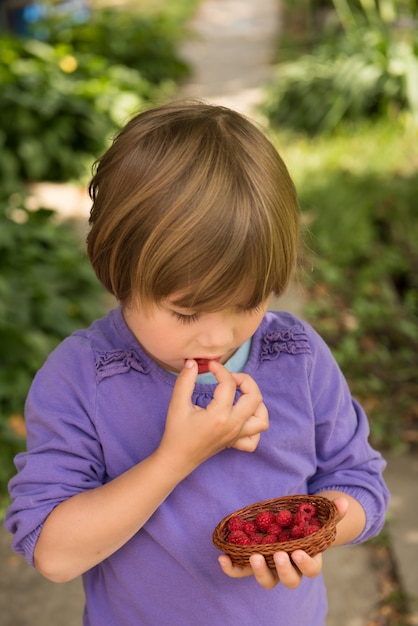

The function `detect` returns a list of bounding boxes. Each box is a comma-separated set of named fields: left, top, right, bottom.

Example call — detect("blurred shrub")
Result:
left=29, top=4, right=191, bottom=85
left=299, top=158, right=418, bottom=449
left=263, top=1, right=418, bottom=133
left=0, top=2, right=194, bottom=190
left=0, top=35, right=157, bottom=189
left=0, top=192, right=106, bottom=494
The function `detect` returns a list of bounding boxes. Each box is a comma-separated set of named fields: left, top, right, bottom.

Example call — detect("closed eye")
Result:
left=170, top=302, right=264, bottom=324
left=172, top=311, right=200, bottom=324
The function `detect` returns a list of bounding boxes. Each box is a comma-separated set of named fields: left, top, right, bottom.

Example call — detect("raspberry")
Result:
left=227, top=530, right=252, bottom=545
left=267, top=523, right=282, bottom=536
left=278, top=529, right=291, bottom=542
left=227, top=515, right=245, bottom=531
left=276, top=509, right=293, bottom=527
left=242, top=521, right=258, bottom=536
left=294, top=511, right=311, bottom=525
left=255, top=511, right=276, bottom=532
left=309, top=518, right=322, bottom=528
left=291, top=524, right=306, bottom=539
left=223, top=500, right=324, bottom=550
left=236, top=535, right=252, bottom=546
left=296, top=503, right=317, bottom=518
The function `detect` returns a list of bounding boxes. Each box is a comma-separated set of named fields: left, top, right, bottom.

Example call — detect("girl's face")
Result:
left=123, top=295, right=270, bottom=373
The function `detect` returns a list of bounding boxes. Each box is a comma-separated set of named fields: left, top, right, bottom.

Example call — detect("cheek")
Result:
left=246, top=311, right=266, bottom=332
left=149, top=323, right=192, bottom=353
left=243, top=314, right=265, bottom=340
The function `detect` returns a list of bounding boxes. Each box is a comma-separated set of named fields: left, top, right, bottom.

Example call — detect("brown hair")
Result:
left=87, top=100, right=299, bottom=310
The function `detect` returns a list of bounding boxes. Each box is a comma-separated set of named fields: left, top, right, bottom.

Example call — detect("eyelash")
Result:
left=172, top=305, right=263, bottom=325
left=172, top=312, right=200, bottom=324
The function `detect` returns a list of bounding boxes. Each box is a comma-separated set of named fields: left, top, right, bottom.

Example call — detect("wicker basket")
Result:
left=212, top=495, right=338, bottom=569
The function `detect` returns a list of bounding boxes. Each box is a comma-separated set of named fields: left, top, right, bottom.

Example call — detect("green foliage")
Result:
left=0, top=192, right=107, bottom=494
left=0, top=1, right=196, bottom=190
left=331, top=0, right=417, bottom=32
left=29, top=5, right=192, bottom=85
left=284, top=122, right=418, bottom=450
left=263, top=0, right=418, bottom=133
left=0, top=35, right=163, bottom=190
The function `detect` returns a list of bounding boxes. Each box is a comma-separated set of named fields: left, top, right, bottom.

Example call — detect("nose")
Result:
left=197, top=312, right=235, bottom=350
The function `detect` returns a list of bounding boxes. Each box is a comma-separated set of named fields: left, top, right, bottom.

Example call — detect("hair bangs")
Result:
left=141, top=191, right=290, bottom=313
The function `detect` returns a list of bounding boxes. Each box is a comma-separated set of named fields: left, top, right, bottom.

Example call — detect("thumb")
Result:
left=169, top=359, right=198, bottom=414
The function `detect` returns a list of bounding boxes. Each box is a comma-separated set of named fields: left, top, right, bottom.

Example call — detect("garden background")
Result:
left=1, top=0, right=417, bottom=516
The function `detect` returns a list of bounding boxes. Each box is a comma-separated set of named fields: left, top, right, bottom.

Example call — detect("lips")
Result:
left=193, top=357, right=221, bottom=374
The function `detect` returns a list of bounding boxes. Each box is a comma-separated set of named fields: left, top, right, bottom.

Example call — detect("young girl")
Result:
left=5, top=101, right=389, bottom=626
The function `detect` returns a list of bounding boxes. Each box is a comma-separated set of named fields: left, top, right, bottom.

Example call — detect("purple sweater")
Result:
left=5, top=308, right=389, bottom=626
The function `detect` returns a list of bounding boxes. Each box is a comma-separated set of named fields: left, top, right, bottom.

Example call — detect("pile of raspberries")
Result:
left=226, top=502, right=323, bottom=546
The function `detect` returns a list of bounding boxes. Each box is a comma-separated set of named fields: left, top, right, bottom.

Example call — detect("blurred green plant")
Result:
left=28, top=3, right=192, bottom=85
left=303, top=177, right=418, bottom=449
left=263, top=0, right=418, bottom=133
left=278, top=119, right=418, bottom=450
left=0, top=191, right=107, bottom=497
left=0, top=35, right=158, bottom=189
left=0, top=1, right=197, bottom=190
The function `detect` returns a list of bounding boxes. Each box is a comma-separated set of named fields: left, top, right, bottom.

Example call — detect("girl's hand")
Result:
left=218, top=550, right=322, bottom=590
left=158, top=359, right=268, bottom=474
left=228, top=369, right=269, bottom=452
left=217, top=497, right=349, bottom=590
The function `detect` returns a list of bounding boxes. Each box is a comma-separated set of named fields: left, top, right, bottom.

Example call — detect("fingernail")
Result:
left=184, top=359, right=196, bottom=369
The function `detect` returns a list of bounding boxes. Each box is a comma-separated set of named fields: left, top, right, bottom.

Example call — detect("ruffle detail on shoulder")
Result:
left=260, top=326, right=311, bottom=361
left=95, top=349, right=149, bottom=381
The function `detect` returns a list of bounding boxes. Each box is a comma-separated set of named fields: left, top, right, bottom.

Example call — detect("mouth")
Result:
left=191, top=357, right=221, bottom=374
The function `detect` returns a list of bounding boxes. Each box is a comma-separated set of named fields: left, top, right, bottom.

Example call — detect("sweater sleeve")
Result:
left=4, top=334, right=105, bottom=566
left=304, top=323, right=390, bottom=544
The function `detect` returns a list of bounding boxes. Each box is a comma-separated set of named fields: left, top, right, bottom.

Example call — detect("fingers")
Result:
left=272, top=550, right=322, bottom=588
left=235, top=402, right=269, bottom=436
left=229, top=395, right=269, bottom=452
left=231, top=370, right=263, bottom=411
left=230, top=432, right=260, bottom=453
left=230, top=403, right=269, bottom=452
left=218, top=549, right=322, bottom=590
left=249, top=550, right=322, bottom=590
left=218, top=555, right=256, bottom=580
left=172, top=360, right=264, bottom=421
left=209, top=360, right=241, bottom=408
left=219, top=553, right=280, bottom=590
left=169, top=360, right=267, bottom=455
left=210, top=362, right=265, bottom=419
left=168, top=359, right=198, bottom=415
left=249, top=554, right=280, bottom=589
left=207, top=362, right=268, bottom=451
